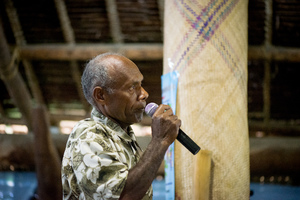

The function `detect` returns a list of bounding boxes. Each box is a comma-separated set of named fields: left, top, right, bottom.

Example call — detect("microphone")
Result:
left=145, top=103, right=200, bottom=155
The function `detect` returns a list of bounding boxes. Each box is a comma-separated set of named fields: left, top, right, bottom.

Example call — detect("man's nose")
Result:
left=139, top=87, right=149, bottom=101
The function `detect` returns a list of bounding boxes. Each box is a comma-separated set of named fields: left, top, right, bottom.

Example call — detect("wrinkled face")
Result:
left=101, top=56, right=149, bottom=128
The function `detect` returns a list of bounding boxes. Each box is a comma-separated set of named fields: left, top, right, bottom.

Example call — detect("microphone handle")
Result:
left=177, top=129, right=201, bottom=155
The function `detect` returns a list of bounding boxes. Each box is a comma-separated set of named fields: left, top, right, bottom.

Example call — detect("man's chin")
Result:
left=134, top=113, right=144, bottom=122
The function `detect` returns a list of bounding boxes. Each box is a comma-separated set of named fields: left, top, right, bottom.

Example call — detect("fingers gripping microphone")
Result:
left=145, top=103, right=200, bottom=155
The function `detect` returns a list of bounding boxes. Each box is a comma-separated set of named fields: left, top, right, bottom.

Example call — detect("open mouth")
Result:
left=136, top=108, right=145, bottom=113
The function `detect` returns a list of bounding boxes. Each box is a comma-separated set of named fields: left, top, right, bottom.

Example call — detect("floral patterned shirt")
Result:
left=61, top=108, right=153, bottom=200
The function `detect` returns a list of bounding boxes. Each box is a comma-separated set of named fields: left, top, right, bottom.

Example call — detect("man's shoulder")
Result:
left=64, top=117, right=118, bottom=155
left=69, top=118, right=109, bottom=139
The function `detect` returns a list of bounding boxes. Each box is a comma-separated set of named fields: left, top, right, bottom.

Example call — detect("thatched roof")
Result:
left=0, top=0, right=300, bottom=135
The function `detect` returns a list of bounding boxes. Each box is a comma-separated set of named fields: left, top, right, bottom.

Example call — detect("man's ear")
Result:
left=93, top=86, right=106, bottom=104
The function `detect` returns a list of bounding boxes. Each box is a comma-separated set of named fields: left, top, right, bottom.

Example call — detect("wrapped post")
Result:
left=163, top=0, right=250, bottom=199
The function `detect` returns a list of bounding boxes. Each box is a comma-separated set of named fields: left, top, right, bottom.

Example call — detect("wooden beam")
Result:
left=5, top=0, right=25, bottom=45
left=105, top=0, right=124, bottom=43
left=32, top=105, right=62, bottom=199
left=5, top=0, right=45, bottom=106
left=54, top=0, right=90, bottom=113
left=249, top=120, right=300, bottom=136
left=248, top=46, right=300, bottom=62
left=18, top=43, right=164, bottom=60
left=0, top=18, right=33, bottom=130
left=54, top=0, right=75, bottom=44
left=17, top=43, right=300, bottom=62
left=250, top=137, right=300, bottom=176
left=264, top=0, right=273, bottom=47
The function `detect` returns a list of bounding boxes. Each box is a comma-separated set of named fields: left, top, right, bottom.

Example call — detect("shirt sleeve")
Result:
left=70, top=123, right=129, bottom=200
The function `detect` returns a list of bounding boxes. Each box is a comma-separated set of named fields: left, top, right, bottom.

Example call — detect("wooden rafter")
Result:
left=54, top=0, right=75, bottom=44
left=105, top=0, right=124, bottom=43
left=5, top=0, right=45, bottom=106
left=0, top=19, right=32, bottom=129
left=17, top=43, right=300, bottom=62
left=18, top=43, right=164, bottom=60
left=54, top=0, right=90, bottom=114
left=248, top=46, right=300, bottom=62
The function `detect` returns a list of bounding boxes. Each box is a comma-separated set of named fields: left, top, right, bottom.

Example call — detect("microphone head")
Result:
left=145, top=103, right=158, bottom=117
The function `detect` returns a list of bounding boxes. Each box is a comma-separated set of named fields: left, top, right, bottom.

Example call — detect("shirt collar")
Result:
left=91, top=108, right=136, bottom=143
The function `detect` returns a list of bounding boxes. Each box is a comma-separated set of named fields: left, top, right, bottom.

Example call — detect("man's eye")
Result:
left=129, top=85, right=135, bottom=91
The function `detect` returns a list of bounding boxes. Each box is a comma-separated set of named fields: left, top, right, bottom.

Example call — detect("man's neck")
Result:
left=97, top=107, right=130, bottom=132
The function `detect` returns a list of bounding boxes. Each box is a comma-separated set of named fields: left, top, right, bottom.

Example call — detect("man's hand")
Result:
left=151, top=104, right=181, bottom=148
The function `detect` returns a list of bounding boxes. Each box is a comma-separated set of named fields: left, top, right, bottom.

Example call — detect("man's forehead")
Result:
left=101, top=55, right=137, bottom=70
left=102, top=55, right=143, bottom=83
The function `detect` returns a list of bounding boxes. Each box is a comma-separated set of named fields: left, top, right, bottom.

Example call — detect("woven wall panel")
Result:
left=163, top=0, right=249, bottom=199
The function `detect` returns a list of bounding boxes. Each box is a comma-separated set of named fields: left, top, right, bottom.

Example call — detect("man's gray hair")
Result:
left=81, top=52, right=121, bottom=107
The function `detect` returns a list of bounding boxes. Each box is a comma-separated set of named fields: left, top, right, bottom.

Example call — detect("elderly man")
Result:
left=61, top=52, right=181, bottom=200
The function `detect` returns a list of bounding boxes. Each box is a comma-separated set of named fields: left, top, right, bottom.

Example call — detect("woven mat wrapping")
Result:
left=163, top=0, right=249, bottom=199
